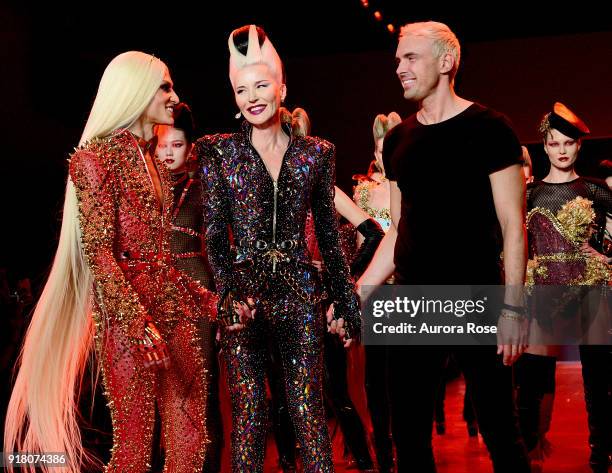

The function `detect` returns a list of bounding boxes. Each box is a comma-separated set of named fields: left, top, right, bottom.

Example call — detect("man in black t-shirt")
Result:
left=354, top=21, right=530, bottom=473
left=382, top=102, right=523, bottom=285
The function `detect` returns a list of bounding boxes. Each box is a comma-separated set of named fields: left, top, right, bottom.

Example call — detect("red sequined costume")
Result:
left=69, top=128, right=217, bottom=472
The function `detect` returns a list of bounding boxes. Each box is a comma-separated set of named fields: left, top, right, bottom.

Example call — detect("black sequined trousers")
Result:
left=221, top=291, right=333, bottom=473
left=198, top=123, right=359, bottom=473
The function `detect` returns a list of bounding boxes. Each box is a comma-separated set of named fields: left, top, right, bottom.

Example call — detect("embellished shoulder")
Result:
left=298, top=135, right=334, bottom=155
left=293, top=136, right=335, bottom=175
left=194, top=133, right=238, bottom=164
left=69, top=129, right=134, bottom=170
left=70, top=135, right=106, bottom=160
left=69, top=137, right=113, bottom=182
left=355, top=180, right=373, bottom=210
left=195, top=133, right=234, bottom=148
left=74, top=128, right=137, bottom=154
left=293, top=136, right=335, bottom=183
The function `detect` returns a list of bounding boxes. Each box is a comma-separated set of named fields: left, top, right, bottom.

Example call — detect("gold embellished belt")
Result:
left=236, top=238, right=327, bottom=304
left=237, top=238, right=302, bottom=271
left=535, top=252, right=585, bottom=263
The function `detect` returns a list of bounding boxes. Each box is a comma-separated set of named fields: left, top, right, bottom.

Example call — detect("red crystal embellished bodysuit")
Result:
left=70, top=128, right=217, bottom=472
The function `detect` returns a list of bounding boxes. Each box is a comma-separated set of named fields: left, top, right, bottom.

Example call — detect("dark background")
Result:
left=1, top=1, right=612, bottom=288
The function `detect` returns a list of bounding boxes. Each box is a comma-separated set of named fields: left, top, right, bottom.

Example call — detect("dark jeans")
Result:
left=513, top=353, right=556, bottom=452
left=434, top=354, right=476, bottom=426
left=387, top=346, right=530, bottom=473
left=365, top=345, right=394, bottom=470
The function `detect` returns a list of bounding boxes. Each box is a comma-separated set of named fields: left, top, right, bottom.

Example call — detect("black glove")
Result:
left=331, top=299, right=362, bottom=342
left=350, top=218, right=384, bottom=277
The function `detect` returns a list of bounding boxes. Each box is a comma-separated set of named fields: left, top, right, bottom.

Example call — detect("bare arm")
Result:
left=490, top=164, right=527, bottom=288
left=490, top=164, right=528, bottom=365
left=356, top=180, right=401, bottom=289
left=334, top=185, right=371, bottom=227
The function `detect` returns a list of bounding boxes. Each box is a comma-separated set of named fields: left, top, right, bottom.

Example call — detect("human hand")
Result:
left=132, top=321, right=171, bottom=370
left=327, top=304, right=354, bottom=348
left=225, top=298, right=257, bottom=332
left=496, top=312, right=529, bottom=366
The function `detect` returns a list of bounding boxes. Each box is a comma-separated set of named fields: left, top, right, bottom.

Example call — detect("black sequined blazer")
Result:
left=196, top=121, right=359, bottom=324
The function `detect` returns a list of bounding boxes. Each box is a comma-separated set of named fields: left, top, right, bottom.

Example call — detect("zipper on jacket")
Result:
left=247, top=124, right=293, bottom=274
left=272, top=180, right=278, bottom=273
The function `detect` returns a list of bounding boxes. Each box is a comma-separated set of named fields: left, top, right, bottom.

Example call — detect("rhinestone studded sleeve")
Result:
left=311, top=143, right=361, bottom=325
left=69, top=146, right=150, bottom=339
left=197, top=136, right=235, bottom=296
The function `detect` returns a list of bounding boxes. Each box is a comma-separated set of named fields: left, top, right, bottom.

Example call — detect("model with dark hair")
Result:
left=155, top=102, right=222, bottom=473
left=518, top=102, right=611, bottom=473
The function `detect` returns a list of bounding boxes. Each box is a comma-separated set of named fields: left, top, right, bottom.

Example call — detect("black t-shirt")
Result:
left=383, top=103, right=522, bottom=284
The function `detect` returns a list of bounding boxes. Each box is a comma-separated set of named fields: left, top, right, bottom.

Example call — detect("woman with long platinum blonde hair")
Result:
left=4, top=51, right=217, bottom=473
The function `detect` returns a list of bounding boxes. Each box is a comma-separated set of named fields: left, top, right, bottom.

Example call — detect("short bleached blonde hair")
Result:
left=400, top=21, right=461, bottom=82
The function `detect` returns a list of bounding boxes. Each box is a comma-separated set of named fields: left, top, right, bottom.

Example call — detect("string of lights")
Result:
left=359, top=0, right=396, bottom=35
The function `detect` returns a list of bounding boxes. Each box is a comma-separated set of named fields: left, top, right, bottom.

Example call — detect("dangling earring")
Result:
left=235, top=111, right=242, bottom=119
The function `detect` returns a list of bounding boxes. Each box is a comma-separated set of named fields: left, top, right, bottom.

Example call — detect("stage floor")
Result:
left=245, top=361, right=593, bottom=473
